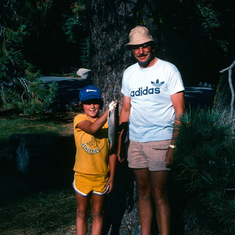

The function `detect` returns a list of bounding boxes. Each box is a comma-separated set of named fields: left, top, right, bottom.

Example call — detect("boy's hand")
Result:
left=109, top=101, right=117, bottom=112
left=105, top=178, right=114, bottom=194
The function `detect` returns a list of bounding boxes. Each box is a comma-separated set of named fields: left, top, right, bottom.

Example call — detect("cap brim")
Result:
left=80, top=96, right=103, bottom=102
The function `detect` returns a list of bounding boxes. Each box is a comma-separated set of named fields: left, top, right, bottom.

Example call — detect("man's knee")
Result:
left=152, top=188, right=168, bottom=204
left=136, top=183, right=152, bottom=198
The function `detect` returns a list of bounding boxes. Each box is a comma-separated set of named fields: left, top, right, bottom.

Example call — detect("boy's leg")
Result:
left=133, top=168, right=152, bottom=235
left=150, top=171, right=170, bottom=235
left=91, top=194, right=106, bottom=235
left=76, top=193, right=91, bottom=235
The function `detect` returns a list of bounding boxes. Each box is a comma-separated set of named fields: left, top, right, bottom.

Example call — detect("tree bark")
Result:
left=87, top=0, right=159, bottom=109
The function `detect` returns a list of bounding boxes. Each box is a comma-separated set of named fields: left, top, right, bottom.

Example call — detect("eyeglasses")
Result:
left=131, top=44, right=151, bottom=51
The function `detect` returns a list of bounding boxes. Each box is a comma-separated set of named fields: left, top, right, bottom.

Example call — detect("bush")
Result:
left=172, top=107, right=235, bottom=234
left=0, top=0, right=58, bottom=115
left=1, top=71, right=58, bottom=115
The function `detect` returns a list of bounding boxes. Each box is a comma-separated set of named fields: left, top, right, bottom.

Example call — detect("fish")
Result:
left=108, top=102, right=119, bottom=155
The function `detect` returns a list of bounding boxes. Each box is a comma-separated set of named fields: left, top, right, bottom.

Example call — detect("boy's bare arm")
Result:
left=106, top=153, right=117, bottom=194
left=76, top=109, right=109, bottom=134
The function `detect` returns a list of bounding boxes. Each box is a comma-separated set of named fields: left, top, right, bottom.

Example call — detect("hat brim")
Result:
left=125, top=39, right=154, bottom=47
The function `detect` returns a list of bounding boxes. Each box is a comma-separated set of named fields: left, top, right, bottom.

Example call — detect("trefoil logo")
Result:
left=151, top=79, right=165, bottom=87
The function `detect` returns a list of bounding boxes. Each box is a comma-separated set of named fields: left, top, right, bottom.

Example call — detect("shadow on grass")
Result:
left=0, top=134, right=77, bottom=234
left=0, top=135, right=75, bottom=203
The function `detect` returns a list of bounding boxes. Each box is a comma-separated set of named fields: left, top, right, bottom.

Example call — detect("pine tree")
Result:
left=172, top=107, right=235, bottom=233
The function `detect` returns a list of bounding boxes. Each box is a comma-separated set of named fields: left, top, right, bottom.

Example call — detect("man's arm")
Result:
left=165, top=91, right=185, bottom=167
left=117, top=95, right=131, bottom=162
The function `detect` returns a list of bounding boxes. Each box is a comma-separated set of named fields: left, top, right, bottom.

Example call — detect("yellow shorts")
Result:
left=73, top=172, right=109, bottom=197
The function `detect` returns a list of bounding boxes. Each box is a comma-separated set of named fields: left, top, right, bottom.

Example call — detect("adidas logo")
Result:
left=130, top=79, right=165, bottom=97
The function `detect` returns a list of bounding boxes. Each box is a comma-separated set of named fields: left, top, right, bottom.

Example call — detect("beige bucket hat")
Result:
left=126, top=26, right=154, bottom=46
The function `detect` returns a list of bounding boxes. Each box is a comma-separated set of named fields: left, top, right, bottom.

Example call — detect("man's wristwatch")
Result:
left=169, top=144, right=176, bottom=149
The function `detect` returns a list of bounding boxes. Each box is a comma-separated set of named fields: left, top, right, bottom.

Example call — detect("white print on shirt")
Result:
left=81, top=143, right=100, bottom=154
left=80, top=133, right=105, bottom=155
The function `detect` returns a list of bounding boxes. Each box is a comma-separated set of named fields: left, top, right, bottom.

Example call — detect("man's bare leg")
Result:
left=150, top=171, right=170, bottom=235
left=133, top=168, right=153, bottom=235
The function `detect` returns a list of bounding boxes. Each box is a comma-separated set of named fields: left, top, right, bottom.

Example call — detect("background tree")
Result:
left=0, top=0, right=58, bottom=115
left=23, top=0, right=89, bottom=74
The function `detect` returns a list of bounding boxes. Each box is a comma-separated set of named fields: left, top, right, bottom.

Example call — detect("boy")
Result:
left=73, top=85, right=117, bottom=235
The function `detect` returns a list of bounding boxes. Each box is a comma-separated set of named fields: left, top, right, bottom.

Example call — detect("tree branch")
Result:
left=220, top=60, right=235, bottom=121
left=219, top=60, right=235, bottom=73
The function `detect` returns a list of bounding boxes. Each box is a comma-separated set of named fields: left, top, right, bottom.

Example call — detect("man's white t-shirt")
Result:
left=121, top=58, right=185, bottom=142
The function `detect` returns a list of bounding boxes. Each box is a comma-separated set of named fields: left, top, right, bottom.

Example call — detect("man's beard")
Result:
left=137, top=53, right=154, bottom=68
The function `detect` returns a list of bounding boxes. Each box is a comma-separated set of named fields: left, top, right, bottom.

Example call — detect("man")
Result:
left=118, top=26, right=185, bottom=235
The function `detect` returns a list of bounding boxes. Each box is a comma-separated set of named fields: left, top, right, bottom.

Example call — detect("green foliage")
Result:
left=172, top=108, right=235, bottom=233
left=193, top=0, right=234, bottom=54
left=80, top=37, right=91, bottom=68
left=0, top=0, right=58, bottom=115
left=62, top=0, right=87, bottom=43
left=2, top=82, right=58, bottom=116
left=62, top=0, right=90, bottom=68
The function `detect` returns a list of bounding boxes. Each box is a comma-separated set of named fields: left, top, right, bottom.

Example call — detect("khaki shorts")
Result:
left=73, top=172, right=109, bottom=197
left=127, top=140, right=171, bottom=171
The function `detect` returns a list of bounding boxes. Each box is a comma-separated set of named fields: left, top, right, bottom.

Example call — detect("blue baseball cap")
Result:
left=79, top=85, right=103, bottom=102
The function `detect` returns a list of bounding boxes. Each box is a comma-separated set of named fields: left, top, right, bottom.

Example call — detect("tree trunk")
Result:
left=87, top=0, right=159, bottom=109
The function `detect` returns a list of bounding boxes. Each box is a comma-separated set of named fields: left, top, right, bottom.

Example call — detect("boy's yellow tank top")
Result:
left=73, top=113, right=110, bottom=175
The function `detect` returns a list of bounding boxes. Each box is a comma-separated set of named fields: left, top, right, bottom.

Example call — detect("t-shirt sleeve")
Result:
left=168, top=65, right=185, bottom=95
left=121, top=69, right=131, bottom=97
left=74, top=114, right=87, bottom=130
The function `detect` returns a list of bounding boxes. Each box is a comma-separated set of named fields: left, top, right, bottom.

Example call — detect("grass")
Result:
left=0, top=190, right=77, bottom=234
left=0, top=106, right=79, bottom=234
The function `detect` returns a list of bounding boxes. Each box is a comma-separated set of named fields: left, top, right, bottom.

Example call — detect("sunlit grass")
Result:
left=0, top=118, right=65, bottom=138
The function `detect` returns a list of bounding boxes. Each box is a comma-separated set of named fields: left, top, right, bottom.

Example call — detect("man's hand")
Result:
left=165, top=147, right=174, bottom=168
